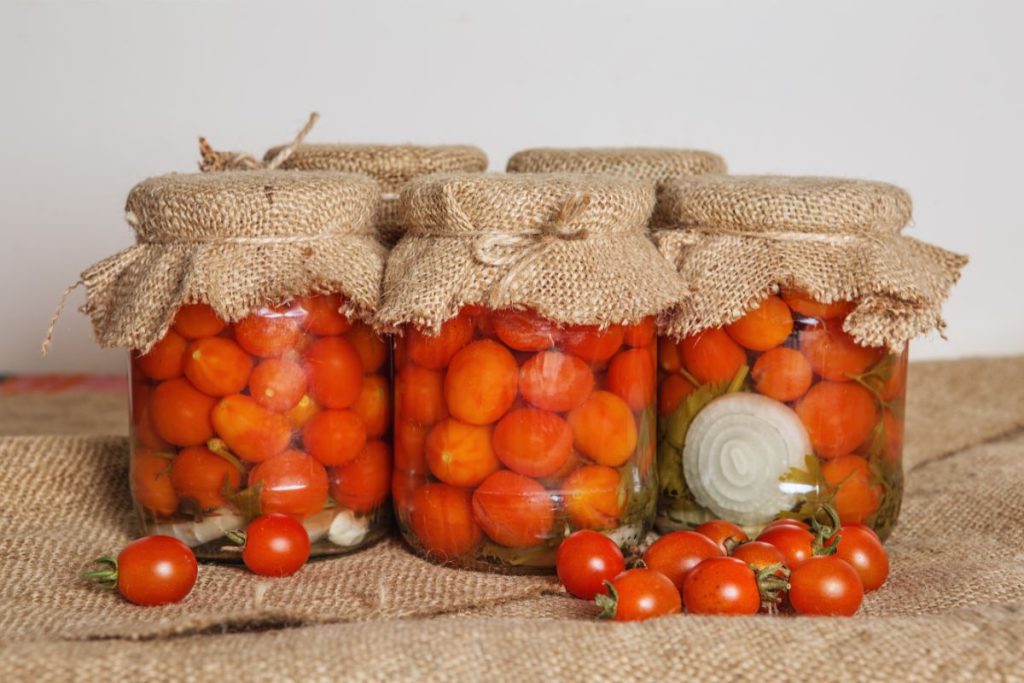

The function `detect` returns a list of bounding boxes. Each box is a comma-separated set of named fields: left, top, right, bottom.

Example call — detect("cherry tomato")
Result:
left=596, top=568, right=681, bottom=622
left=555, top=530, right=626, bottom=600
left=695, top=519, right=749, bottom=552
left=87, top=535, right=197, bottom=606
left=789, top=556, right=864, bottom=616
left=836, top=525, right=890, bottom=592
left=642, top=530, right=723, bottom=592
left=757, top=525, right=815, bottom=568
left=730, top=541, right=787, bottom=573
left=762, top=518, right=810, bottom=532
left=682, top=557, right=760, bottom=615
left=241, top=514, right=311, bottom=577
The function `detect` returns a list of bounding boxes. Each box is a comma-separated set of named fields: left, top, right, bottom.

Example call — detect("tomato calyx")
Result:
left=810, top=505, right=842, bottom=557
left=754, top=563, right=791, bottom=613
left=206, top=438, right=247, bottom=475
left=594, top=580, right=620, bottom=620
left=83, top=555, right=119, bottom=590
left=225, top=529, right=247, bottom=546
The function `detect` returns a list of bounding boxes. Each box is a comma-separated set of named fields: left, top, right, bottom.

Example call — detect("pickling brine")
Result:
left=656, top=289, right=905, bottom=541
left=129, top=296, right=392, bottom=560
left=393, top=307, right=658, bottom=572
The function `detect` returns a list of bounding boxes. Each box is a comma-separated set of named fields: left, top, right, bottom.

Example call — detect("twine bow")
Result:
left=198, top=112, right=319, bottom=172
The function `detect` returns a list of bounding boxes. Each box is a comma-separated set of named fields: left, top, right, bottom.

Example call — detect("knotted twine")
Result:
left=377, top=172, right=686, bottom=334
left=45, top=170, right=385, bottom=354
left=653, top=175, right=968, bottom=350
left=197, top=112, right=320, bottom=173
left=506, top=147, right=726, bottom=183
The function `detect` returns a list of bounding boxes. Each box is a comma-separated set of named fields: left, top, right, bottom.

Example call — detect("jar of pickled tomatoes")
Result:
left=73, top=170, right=391, bottom=559
left=380, top=172, right=684, bottom=572
left=652, top=176, right=966, bottom=541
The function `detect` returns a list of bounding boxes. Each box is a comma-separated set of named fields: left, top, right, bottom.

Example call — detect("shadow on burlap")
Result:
left=1, top=357, right=1023, bottom=681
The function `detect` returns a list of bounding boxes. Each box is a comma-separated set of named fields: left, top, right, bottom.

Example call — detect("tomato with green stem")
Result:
left=596, top=568, right=681, bottom=622
left=695, top=519, right=749, bottom=552
left=85, top=535, right=197, bottom=606
left=788, top=555, right=864, bottom=616
left=683, top=557, right=787, bottom=615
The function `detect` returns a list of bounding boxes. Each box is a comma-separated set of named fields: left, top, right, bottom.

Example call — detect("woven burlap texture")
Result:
left=265, top=143, right=488, bottom=245
left=507, top=147, right=727, bottom=183
left=655, top=176, right=968, bottom=350
left=1, top=356, right=1023, bottom=681
left=72, top=170, right=386, bottom=353
left=378, top=172, right=685, bottom=332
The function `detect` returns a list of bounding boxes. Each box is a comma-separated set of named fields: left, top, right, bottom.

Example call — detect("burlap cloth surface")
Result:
left=2, top=356, right=1023, bottom=681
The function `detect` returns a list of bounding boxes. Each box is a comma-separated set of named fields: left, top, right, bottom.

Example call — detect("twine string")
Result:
left=198, top=112, right=320, bottom=172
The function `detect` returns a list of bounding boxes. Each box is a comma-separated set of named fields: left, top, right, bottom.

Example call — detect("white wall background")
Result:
left=1, top=0, right=1020, bottom=373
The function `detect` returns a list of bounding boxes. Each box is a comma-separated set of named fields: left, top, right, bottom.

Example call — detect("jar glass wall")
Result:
left=128, top=296, right=392, bottom=560
left=393, top=307, right=658, bottom=572
left=656, top=290, right=905, bottom=541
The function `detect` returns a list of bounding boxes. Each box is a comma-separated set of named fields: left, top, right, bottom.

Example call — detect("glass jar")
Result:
left=129, top=295, right=391, bottom=560
left=392, top=306, right=658, bottom=572
left=656, top=289, right=905, bottom=541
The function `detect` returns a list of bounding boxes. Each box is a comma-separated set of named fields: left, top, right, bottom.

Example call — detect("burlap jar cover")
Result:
left=506, top=147, right=727, bottom=183
left=377, top=172, right=685, bottom=332
left=57, top=170, right=385, bottom=354
left=653, top=175, right=968, bottom=350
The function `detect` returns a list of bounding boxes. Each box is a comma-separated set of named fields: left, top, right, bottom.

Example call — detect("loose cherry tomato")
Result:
left=555, top=530, right=625, bottom=600
left=86, top=535, right=197, bottom=606
left=757, top=525, right=815, bottom=568
left=682, top=557, right=760, bottom=615
left=836, top=525, right=889, bottom=592
left=730, top=541, right=787, bottom=572
left=695, top=519, right=749, bottom=552
left=241, top=514, right=311, bottom=577
left=789, top=555, right=864, bottom=616
left=596, top=568, right=681, bottom=622
left=642, top=530, right=723, bottom=592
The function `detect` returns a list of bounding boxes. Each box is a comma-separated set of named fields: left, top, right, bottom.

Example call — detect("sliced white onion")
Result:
left=683, top=393, right=811, bottom=526
left=328, top=510, right=370, bottom=547
left=150, top=507, right=245, bottom=547
left=303, top=509, right=336, bottom=543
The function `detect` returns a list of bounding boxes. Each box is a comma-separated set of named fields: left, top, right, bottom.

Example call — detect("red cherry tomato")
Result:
left=87, top=535, right=197, bottom=606
left=596, top=568, right=681, bottom=622
left=762, top=518, right=810, bottom=532
left=555, top=530, right=626, bottom=600
left=694, top=519, right=749, bottom=551
left=789, top=556, right=864, bottom=616
left=642, top=530, right=723, bottom=592
left=756, top=525, right=815, bottom=568
left=731, top=541, right=787, bottom=573
left=241, top=514, right=311, bottom=577
left=682, top=557, right=760, bottom=615
left=836, top=525, right=890, bottom=592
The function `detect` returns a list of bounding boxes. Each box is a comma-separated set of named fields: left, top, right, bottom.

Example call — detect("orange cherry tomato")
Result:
left=491, top=309, right=560, bottom=352
left=409, top=483, right=483, bottom=560
left=622, top=317, right=655, bottom=347
left=492, top=407, right=573, bottom=478
left=424, top=418, right=499, bottom=487
left=751, top=347, right=813, bottom=402
left=394, top=419, right=428, bottom=473
left=606, top=347, right=656, bottom=411
left=211, top=394, right=292, bottom=463
left=131, top=449, right=178, bottom=517
left=724, top=295, right=794, bottom=351
left=249, top=358, right=308, bottom=412
left=131, top=382, right=168, bottom=450
left=135, top=330, right=187, bottom=381
left=407, top=316, right=474, bottom=369
left=150, top=378, right=216, bottom=447
left=172, top=303, right=227, bottom=339
left=233, top=312, right=302, bottom=357
left=170, top=445, right=242, bottom=510
left=658, top=336, right=682, bottom=373
left=301, top=409, right=368, bottom=467
left=694, top=519, right=750, bottom=552
left=444, top=340, right=519, bottom=426
left=472, top=470, right=555, bottom=548
left=822, top=455, right=882, bottom=524
left=345, top=322, right=388, bottom=374
left=519, top=350, right=594, bottom=413
left=350, top=374, right=390, bottom=438
left=560, top=324, right=624, bottom=363
left=799, top=319, right=884, bottom=382
left=657, top=373, right=695, bottom=417
left=781, top=288, right=854, bottom=321
left=679, top=328, right=747, bottom=385
left=249, top=449, right=329, bottom=518
left=304, top=336, right=364, bottom=409
left=567, top=391, right=637, bottom=467
left=795, top=381, right=878, bottom=458
left=329, top=440, right=391, bottom=513
left=396, top=363, right=446, bottom=426
left=183, top=337, right=253, bottom=397
left=563, top=465, right=623, bottom=530
left=296, top=293, right=351, bottom=336
left=286, top=394, right=319, bottom=430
